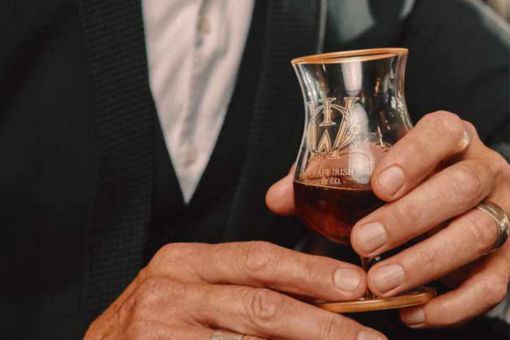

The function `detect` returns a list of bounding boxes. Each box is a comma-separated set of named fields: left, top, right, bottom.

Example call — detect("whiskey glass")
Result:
left=292, top=48, right=435, bottom=313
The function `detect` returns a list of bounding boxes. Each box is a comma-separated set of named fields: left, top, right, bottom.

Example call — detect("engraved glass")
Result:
left=292, top=48, right=435, bottom=313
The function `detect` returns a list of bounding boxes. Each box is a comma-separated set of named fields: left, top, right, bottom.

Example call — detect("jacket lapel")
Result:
left=224, top=0, right=326, bottom=241
left=79, top=0, right=156, bottom=315
left=78, top=0, right=325, bottom=313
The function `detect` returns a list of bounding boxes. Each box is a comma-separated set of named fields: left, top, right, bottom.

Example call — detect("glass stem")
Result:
left=361, top=256, right=377, bottom=299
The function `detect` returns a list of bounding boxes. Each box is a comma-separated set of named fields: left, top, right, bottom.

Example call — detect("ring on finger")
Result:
left=476, top=200, right=510, bottom=254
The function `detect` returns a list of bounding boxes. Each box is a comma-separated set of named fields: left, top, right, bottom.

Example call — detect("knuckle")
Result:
left=137, top=277, right=166, bottom=307
left=403, top=139, right=428, bottom=161
left=490, top=149, right=510, bottom=176
left=303, top=258, right=330, bottom=289
left=319, top=315, right=337, bottom=339
left=137, top=277, right=186, bottom=308
left=478, top=277, right=507, bottom=307
left=140, top=276, right=169, bottom=294
left=425, top=111, right=465, bottom=139
left=447, top=164, right=483, bottom=201
left=155, top=243, right=190, bottom=262
left=462, top=120, right=476, bottom=132
left=318, top=315, right=358, bottom=340
left=245, top=288, right=285, bottom=327
left=414, top=247, right=440, bottom=275
left=164, top=280, right=188, bottom=303
left=464, top=211, right=499, bottom=254
left=149, top=243, right=195, bottom=275
left=241, top=242, right=279, bottom=277
left=393, top=199, right=421, bottom=228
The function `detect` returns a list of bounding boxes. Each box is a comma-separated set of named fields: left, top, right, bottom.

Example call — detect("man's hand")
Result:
left=85, top=242, right=387, bottom=340
left=267, top=111, right=510, bottom=329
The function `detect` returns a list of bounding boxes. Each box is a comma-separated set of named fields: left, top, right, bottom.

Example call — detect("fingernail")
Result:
left=458, top=130, right=471, bottom=151
left=372, top=264, right=405, bottom=293
left=355, top=222, right=388, bottom=254
left=358, top=330, right=388, bottom=340
left=402, top=308, right=425, bottom=327
left=334, top=267, right=362, bottom=292
left=377, top=166, right=405, bottom=196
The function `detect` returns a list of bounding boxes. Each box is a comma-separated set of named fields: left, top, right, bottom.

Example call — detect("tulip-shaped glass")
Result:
left=292, top=48, right=436, bottom=313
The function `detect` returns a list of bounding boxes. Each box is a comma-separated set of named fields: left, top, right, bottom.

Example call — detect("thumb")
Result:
left=265, top=165, right=296, bottom=216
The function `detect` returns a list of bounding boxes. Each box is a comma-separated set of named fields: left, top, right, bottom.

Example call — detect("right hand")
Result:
left=85, top=241, right=387, bottom=340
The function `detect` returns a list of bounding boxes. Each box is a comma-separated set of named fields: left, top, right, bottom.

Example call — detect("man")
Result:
left=1, top=0, right=509, bottom=339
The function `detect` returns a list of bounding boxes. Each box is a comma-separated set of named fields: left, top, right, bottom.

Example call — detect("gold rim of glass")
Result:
left=291, top=48, right=408, bottom=65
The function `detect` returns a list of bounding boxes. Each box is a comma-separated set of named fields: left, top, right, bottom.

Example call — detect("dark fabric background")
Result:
left=0, top=0, right=508, bottom=339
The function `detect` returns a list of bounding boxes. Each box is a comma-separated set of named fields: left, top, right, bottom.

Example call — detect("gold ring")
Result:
left=476, top=200, right=510, bottom=254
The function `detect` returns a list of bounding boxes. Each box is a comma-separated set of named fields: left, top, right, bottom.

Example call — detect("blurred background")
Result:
left=486, top=0, right=510, bottom=20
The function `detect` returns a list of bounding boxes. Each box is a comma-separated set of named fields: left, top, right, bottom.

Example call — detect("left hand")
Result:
left=266, top=111, right=510, bottom=328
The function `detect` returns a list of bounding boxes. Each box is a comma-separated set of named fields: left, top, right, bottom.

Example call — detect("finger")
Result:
left=122, top=278, right=267, bottom=339
left=266, top=165, right=296, bottom=216
left=119, top=320, right=263, bottom=340
left=371, top=111, right=470, bottom=201
left=125, top=324, right=214, bottom=340
left=146, top=241, right=367, bottom=302
left=366, top=208, right=501, bottom=296
left=399, top=252, right=509, bottom=328
left=486, top=150, right=510, bottom=214
left=190, top=283, right=387, bottom=340
left=351, top=158, right=495, bottom=257
left=127, top=325, right=263, bottom=340
left=207, top=330, right=266, bottom=340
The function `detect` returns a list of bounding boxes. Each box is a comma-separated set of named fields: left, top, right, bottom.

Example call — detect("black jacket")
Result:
left=0, top=0, right=508, bottom=339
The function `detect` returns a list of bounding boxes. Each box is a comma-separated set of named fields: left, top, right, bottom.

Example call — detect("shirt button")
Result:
left=197, top=16, right=211, bottom=35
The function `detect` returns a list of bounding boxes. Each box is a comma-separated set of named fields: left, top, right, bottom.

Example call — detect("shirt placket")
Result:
left=178, top=0, right=209, bottom=200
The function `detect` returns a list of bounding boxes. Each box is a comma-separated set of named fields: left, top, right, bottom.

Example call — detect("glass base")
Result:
left=316, top=287, right=436, bottom=313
